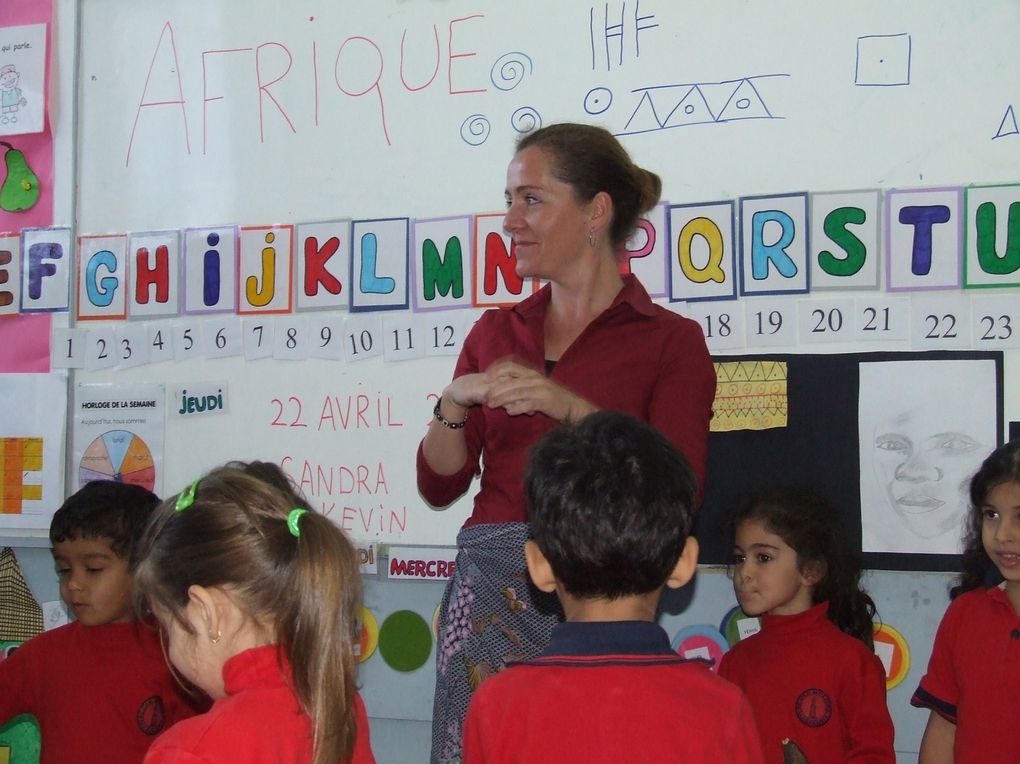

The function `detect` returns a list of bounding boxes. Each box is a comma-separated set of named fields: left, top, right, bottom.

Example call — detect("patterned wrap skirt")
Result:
left=430, top=521, right=563, bottom=764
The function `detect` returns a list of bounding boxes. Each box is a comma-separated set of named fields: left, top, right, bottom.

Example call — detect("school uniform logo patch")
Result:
left=795, top=688, right=832, bottom=727
left=136, top=695, right=167, bottom=735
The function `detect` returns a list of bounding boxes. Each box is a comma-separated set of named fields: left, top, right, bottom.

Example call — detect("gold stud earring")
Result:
left=209, top=629, right=222, bottom=645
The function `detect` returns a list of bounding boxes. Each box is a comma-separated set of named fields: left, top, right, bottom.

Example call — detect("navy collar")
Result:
left=542, top=620, right=675, bottom=658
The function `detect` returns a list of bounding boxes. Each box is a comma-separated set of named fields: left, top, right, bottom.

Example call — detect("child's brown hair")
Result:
left=134, top=465, right=362, bottom=764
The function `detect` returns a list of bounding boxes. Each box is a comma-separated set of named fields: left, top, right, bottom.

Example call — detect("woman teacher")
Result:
left=417, top=122, right=716, bottom=763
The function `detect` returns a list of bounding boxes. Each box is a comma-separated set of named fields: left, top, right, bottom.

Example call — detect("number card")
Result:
left=744, top=298, right=797, bottom=348
left=243, top=318, right=274, bottom=360
left=383, top=314, right=426, bottom=361
left=273, top=315, right=311, bottom=360
left=423, top=312, right=467, bottom=357
left=687, top=301, right=745, bottom=351
left=343, top=313, right=383, bottom=362
left=854, top=297, right=910, bottom=342
left=51, top=327, right=86, bottom=369
left=85, top=325, right=118, bottom=370
left=114, top=323, right=151, bottom=369
left=306, top=314, right=345, bottom=361
left=203, top=316, right=242, bottom=359
left=797, top=298, right=856, bottom=345
left=971, top=294, right=1020, bottom=349
left=147, top=324, right=175, bottom=364
left=911, top=293, right=971, bottom=350
left=172, top=320, right=205, bottom=361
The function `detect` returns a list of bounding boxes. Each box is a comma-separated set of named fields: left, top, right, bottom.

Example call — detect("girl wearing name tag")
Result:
left=417, top=122, right=716, bottom=763
left=718, top=488, right=895, bottom=763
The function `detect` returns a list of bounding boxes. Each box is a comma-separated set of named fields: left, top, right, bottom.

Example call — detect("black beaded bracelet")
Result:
left=433, top=397, right=469, bottom=429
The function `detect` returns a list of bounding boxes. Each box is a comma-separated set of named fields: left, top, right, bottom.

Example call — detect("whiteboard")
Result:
left=70, top=0, right=1020, bottom=546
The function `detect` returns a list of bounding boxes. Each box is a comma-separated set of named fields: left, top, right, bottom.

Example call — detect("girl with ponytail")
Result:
left=718, top=487, right=895, bottom=763
left=135, top=462, right=375, bottom=764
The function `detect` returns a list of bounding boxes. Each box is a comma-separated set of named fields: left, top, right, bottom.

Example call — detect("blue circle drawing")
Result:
left=510, top=107, right=541, bottom=134
left=460, top=114, right=491, bottom=146
left=490, top=52, right=533, bottom=91
left=584, top=87, right=613, bottom=115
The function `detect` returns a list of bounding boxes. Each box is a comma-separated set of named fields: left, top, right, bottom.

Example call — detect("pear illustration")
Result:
left=0, top=141, right=41, bottom=212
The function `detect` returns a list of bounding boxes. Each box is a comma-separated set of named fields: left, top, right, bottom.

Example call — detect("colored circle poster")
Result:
left=79, top=430, right=156, bottom=491
left=873, top=623, right=910, bottom=690
left=378, top=610, right=432, bottom=672
left=357, top=607, right=379, bottom=663
left=671, top=624, right=730, bottom=672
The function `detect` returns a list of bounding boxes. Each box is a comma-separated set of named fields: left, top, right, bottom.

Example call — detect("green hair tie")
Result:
left=175, top=479, right=200, bottom=512
left=287, top=508, right=308, bottom=538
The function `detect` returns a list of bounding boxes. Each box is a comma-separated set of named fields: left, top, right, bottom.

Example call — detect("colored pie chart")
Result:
left=79, top=430, right=156, bottom=491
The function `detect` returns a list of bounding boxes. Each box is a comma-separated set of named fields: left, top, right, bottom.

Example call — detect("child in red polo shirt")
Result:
left=462, top=411, right=764, bottom=763
left=0, top=480, right=204, bottom=764
left=912, top=440, right=1020, bottom=761
left=718, top=488, right=895, bottom=763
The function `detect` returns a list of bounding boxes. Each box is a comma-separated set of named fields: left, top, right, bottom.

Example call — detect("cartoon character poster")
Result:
left=0, top=23, right=46, bottom=135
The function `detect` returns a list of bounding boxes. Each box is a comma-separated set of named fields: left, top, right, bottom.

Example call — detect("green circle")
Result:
left=378, top=610, right=433, bottom=672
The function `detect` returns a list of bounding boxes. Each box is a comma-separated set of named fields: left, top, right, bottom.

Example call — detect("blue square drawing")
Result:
left=855, top=34, right=911, bottom=86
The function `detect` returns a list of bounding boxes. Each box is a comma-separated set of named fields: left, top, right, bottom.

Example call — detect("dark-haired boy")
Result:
left=0, top=480, right=205, bottom=764
left=462, top=411, right=764, bottom=763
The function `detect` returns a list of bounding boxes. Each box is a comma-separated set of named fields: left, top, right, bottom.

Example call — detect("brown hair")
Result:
left=954, top=440, right=1020, bottom=597
left=516, top=122, right=661, bottom=247
left=134, top=465, right=362, bottom=764
left=727, top=488, right=878, bottom=649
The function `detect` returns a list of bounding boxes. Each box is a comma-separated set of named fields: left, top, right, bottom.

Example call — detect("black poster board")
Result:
left=694, top=351, right=1004, bottom=571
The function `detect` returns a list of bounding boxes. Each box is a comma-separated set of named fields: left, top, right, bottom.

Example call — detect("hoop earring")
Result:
left=209, top=630, right=221, bottom=645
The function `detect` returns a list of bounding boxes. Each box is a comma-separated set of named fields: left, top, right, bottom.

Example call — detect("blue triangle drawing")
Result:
left=621, top=91, right=664, bottom=134
left=994, top=105, right=1018, bottom=139
left=662, top=85, right=717, bottom=128
left=717, top=79, right=773, bottom=122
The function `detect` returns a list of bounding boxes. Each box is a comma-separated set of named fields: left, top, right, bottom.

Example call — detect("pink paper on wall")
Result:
left=0, top=313, right=50, bottom=372
left=0, top=1, right=53, bottom=232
